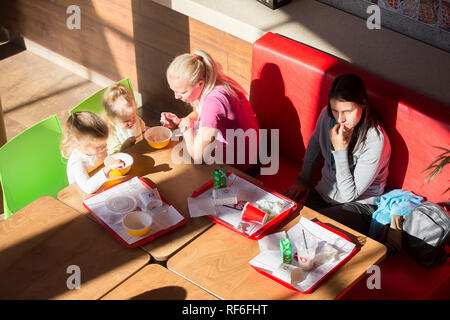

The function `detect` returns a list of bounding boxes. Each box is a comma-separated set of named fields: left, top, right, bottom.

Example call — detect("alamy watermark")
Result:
left=367, top=5, right=381, bottom=30
left=366, top=265, right=381, bottom=290
left=66, top=5, right=81, bottom=30
left=171, top=128, right=280, bottom=175
left=66, top=265, right=81, bottom=290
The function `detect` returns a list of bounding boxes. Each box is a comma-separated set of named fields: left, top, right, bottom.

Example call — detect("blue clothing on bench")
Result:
left=369, top=189, right=423, bottom=239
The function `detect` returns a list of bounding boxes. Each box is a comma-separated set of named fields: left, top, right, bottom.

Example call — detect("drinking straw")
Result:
left=223, top=204, right=241, bottom=211
left=302, top=229, right=308, bottom=250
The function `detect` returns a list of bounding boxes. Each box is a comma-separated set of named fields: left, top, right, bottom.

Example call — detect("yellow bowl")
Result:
left=103, top=177, right=127, bottom=189
left=104, top=152, right=134, bottom=176
left=122, top=211, right=152, bottom=237
left=144, top=126, right=172, bottom=149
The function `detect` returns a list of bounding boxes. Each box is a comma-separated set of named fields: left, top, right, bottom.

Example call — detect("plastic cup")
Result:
left=297, top=247, right=316, bottom=271
left=241, top=203, right=268, bottom=225
left=138, top=189, right=163, bottom=211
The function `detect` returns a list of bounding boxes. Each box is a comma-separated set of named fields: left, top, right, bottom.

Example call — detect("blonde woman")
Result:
left=61, top=111, right=125, bottom=194
left=161, top=50, right=259, bottom=171
left=102, top=83, right=146, bottom=154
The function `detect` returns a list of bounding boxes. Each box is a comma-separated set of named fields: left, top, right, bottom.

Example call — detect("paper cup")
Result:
left=212, top=187, right=238, bottom=206
left=241, top=203, right=268, bottom=225
left=138, top=189, right=163, bottom=211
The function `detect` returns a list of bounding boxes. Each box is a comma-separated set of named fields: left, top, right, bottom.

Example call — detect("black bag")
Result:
left=402, top=201, right=450, bottom=268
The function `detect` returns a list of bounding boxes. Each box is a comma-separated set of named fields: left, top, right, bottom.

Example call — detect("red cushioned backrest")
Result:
left=250, top=32, right=450, bottom=203
left=250, top=33, right=340, bottom=164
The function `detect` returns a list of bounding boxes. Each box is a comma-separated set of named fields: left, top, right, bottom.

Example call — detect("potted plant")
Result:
left=424, top=146, right=450, bottom=209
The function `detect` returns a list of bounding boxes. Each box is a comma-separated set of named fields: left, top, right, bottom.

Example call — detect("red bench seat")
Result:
left=249, top=32, right=450, bottom=299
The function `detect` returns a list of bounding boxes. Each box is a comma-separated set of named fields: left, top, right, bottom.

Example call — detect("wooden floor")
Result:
left=0, top=43, right=101, bottom=140
left=0, top=42, right=175, bottom=217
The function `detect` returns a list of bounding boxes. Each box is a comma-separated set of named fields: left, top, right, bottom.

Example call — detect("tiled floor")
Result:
left=0, top=42, right=170, bottom=218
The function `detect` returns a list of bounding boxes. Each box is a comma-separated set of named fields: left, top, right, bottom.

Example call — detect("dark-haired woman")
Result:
left=285, top=74, right=391, bottom=235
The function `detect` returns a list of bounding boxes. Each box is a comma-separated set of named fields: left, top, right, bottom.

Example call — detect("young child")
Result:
left=102, top=83, right=146, bottom=154
left=161, top=50, right=260, bottom=172
left=61, top=111, right=125, bottom=194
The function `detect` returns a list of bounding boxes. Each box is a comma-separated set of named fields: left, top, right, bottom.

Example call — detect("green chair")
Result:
left=0, top=115, right=68, bottom=218
left=69, top=78, right=135, bottom=115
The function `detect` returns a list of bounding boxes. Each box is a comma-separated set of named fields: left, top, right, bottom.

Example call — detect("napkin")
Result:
left=258, top=231, right=287, bottom=252
left=250, top=217, right=356, bottom=292
left=187, top=196, right=217, bottom=217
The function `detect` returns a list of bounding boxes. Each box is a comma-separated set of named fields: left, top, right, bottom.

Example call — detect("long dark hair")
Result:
left=327, top=73, right=379, bottom=153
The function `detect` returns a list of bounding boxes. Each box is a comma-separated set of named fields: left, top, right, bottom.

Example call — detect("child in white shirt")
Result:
left=102, top=83, right=146, bottom=154
left=61, top=111, right=125, bottom=194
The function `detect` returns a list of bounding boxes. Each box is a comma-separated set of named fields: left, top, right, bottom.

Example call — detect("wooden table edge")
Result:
left=144, top=221, right=215, bottom=262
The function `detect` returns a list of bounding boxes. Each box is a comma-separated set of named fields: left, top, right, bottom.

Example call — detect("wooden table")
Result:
left=167, top=206, right=387, bottom=300
left=0, top=196, right=150, bottom=299
left=101, top=264, right=218, bottom=300
left=57, top=139, right=260, bottom=262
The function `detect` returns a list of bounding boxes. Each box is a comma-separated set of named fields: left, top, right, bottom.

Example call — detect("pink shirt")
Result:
left=200, top=86, right=259, bottom=171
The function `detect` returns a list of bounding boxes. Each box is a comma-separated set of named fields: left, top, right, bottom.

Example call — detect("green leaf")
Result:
left=442, top=187, right=450, bottom=195
left=434, top=146, right=450, bottom=153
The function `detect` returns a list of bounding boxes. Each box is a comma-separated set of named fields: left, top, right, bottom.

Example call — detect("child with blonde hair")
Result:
left=102, top=83, right=146, bottom=154
left=61, top=111, right=125, bottom=194
left=161, top=50, right=259, bottom=171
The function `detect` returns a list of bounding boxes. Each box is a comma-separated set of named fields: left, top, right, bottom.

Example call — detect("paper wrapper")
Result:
left=212, top=187, right=238, bottom=206
left=188, top=197, right=217, bottom=217
left=193, top=174, right=295, bottom=237
left=250, top=217, right=356, bottom=292
left=84, top=177, right=184, bottom=245
left=273, top=264, right=304, bottom=285
left=258, top=231, right=287, bottom=252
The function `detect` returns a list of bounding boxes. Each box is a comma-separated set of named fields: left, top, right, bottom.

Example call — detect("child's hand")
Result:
left=160, top=112, right=181, bottom=129
left=120, top=136, right=136, bottom=151
left=104, top=159, right=126, bottom=175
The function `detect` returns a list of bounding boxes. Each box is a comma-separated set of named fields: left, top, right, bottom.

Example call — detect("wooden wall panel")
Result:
left=1, top=0, right=253, bottom=112
left=188, top=18, right=252, bottom=62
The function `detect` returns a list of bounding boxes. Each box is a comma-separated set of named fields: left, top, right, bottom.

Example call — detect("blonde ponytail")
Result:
left=102, top=83, right=135, bottom=119
left=166, top=50, right=247, bottom=106
left=60, top=111, right=109, bottom=158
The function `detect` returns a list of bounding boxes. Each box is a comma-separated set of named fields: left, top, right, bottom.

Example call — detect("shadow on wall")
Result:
left=131, top=0, right=191, bottom=123
left=250, top=63, right=305, bottom=163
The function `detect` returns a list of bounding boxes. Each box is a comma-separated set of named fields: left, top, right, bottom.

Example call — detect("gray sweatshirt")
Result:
left=299, top=107, right=391, bottom=205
